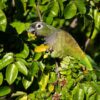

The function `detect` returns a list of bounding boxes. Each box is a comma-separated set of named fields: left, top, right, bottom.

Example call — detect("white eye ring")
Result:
left=36, top=23, right=43, bottom=29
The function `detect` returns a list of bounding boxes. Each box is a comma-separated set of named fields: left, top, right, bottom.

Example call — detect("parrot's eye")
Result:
left=36, top=23, right=43, bottom=29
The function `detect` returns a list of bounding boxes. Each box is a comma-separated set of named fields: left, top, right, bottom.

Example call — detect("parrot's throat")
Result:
left=44, top=32, right=57, bottom=50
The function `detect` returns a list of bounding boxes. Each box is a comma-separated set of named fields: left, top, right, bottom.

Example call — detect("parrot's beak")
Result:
left=27, top=26, right=35, bottom=34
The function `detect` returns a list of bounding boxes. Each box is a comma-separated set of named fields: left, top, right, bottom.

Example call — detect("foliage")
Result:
left=0, top=0, right=100, bottom=100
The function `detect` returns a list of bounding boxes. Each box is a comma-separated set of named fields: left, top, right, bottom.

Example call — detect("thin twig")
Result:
left=36, top=1, right=43, bottom=21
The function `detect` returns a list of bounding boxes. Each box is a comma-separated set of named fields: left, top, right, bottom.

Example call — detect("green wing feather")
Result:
left=46, top=30, right=93, bottom=70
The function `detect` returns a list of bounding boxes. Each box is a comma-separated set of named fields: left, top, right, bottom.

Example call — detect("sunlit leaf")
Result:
left=46, top=16, right=53, bottom=25
left=72, top=84, right=84, bottom=100
left=30, top=61, right=39, bottom=76
left=22, top=77, right=33, bottom=90
left=0, top=0, right=7, bottom=9
left=0, top=72, right=3, bottom=85
left=38, top=73, right=49, bottom=91
left=0, top=53, right=14, bottom=70
left=64, top=2, right=77, bottom=19
left=15, top=60, right=28, bottom=76
left=0, top=9, right=7, bottom=32
left=11, top=21, right=30, bottom=34
left=6, top=63, right=18, bottom=85
left=48, top=1, right=59, bottom=17
left=28, top=0, right=35, bottom=6
left=58, top=0, right=64, bottom=15
left=33, top=52, right=42, bottom=61
left=16, top=43, right=29, bottom=59
left=75, top=0, right=86, bottom=14
left=0, top=86, right=11, bottom=97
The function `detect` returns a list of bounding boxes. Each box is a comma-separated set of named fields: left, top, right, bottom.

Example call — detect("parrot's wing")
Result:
left=45, top=30, right=93, bottom=70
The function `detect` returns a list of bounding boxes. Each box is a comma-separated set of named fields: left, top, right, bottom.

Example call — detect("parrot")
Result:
left=28, top=21, right=93, bottom=71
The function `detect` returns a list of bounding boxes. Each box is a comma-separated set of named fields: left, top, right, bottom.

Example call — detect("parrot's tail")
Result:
left=80, top=56, right=93, bottom=71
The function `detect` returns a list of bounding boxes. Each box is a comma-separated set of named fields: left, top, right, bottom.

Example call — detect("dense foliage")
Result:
left=0, top=0, right=100, bottom=100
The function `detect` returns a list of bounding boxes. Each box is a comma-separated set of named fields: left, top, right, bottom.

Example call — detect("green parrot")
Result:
left=28, top=22, right=93, bottom=70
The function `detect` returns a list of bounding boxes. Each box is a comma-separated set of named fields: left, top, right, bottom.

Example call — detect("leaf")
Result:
left=0, top=0, right=7, bottom=9
left=49, top=72, right=57, bottom=83
left=22, top=77, right=33, bottom=90
left=48, top=1, right=59, bottom=17
left=28, top=0, right=35, bottom=6
left=0, top=86, right=11, bottom=97
left=0, top=53, right=14, bottom=70
left=87, top=86, right=96, bottom=96
left=89, top=93, right=96, bottom=100
left=16, top=43, right=29, bottom=59
left=0, top=9, right=7, bottom=32
left=58, top=0, right=64, bottom=15
left=16, top=58, right=28, bottom=66
left=30, top=61, right=39, bottom=76
left=91, top=82, right=100, bottom=94
left=10, top=21, right=30, bottom=34
left=39, top=61, right=46, bottom=72
left=12, top=91, right=26, bottom=97
left=6, top=63, right=18, bottom=85
left=17, top=95, right=28, bottom=100
left=46, top=16, right=53, bottom=25
left=72, top=84, right=84, bottom=100
left=75, top=0, right=86, bottom=14
left=33, top=52, right=42, bottom=61
left=15, top=60, right=28, bottom=76
left=41, top=0, right=49, bottom=4
left=64, top=2, right=77, bottom=19
left=38, top=73, right=49, bottom=91
left=0, top=72, right=3, bottom=85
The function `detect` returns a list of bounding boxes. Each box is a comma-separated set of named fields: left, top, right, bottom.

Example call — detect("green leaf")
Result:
left=97, top=94, right=100, bottom=100
left=58, top=0, right=64, bottom=15
left=91, top=82, right=100, bottom=94
left=0, top=0, right=7, bottom=9
left=33, top=52, right=42, bottom=61
left=0, top=9, right=7, bottom=32
left=75, top=0, right=86, bottom=14
left=30, top=61, right=39, bottom=76
left=16, top=43, right=29, bottom=59
left=49, top=72, right=57, bottom=83
left=22, top=77, right=33, bottom=90
left=64, top=2, right=77, bottom=19
left=0, top=86, right=11, bottom=97
left=28, top=0, right=35, bottom=6
left=41, top=0, right=48, bottom=4
left=38, top=73, right=49, bottom=91
left=39, top=61, right=45, bottom=72
left=6, top=63, right=18, bottom=85
left=72, top=84, right=84, bottom=100
left=0, top=53, right=14, bottom=70
left=11, top=91, right=26, bottom=97
left=10, top=21, right=30, bottom=34
left=89, top=93, right=96, bottom=100
left=15, top=60, right=28, bottom=76
left=0, top=72, right=3, bottom=85
left=87, top=86, right=96, bottom=96
left=46, top=16, right=53, bottom=25
left=48, top=1, right=59, bottom=17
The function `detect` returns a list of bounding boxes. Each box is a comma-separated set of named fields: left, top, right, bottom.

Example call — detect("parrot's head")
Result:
left=28, top=22, right=57, bottom=37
